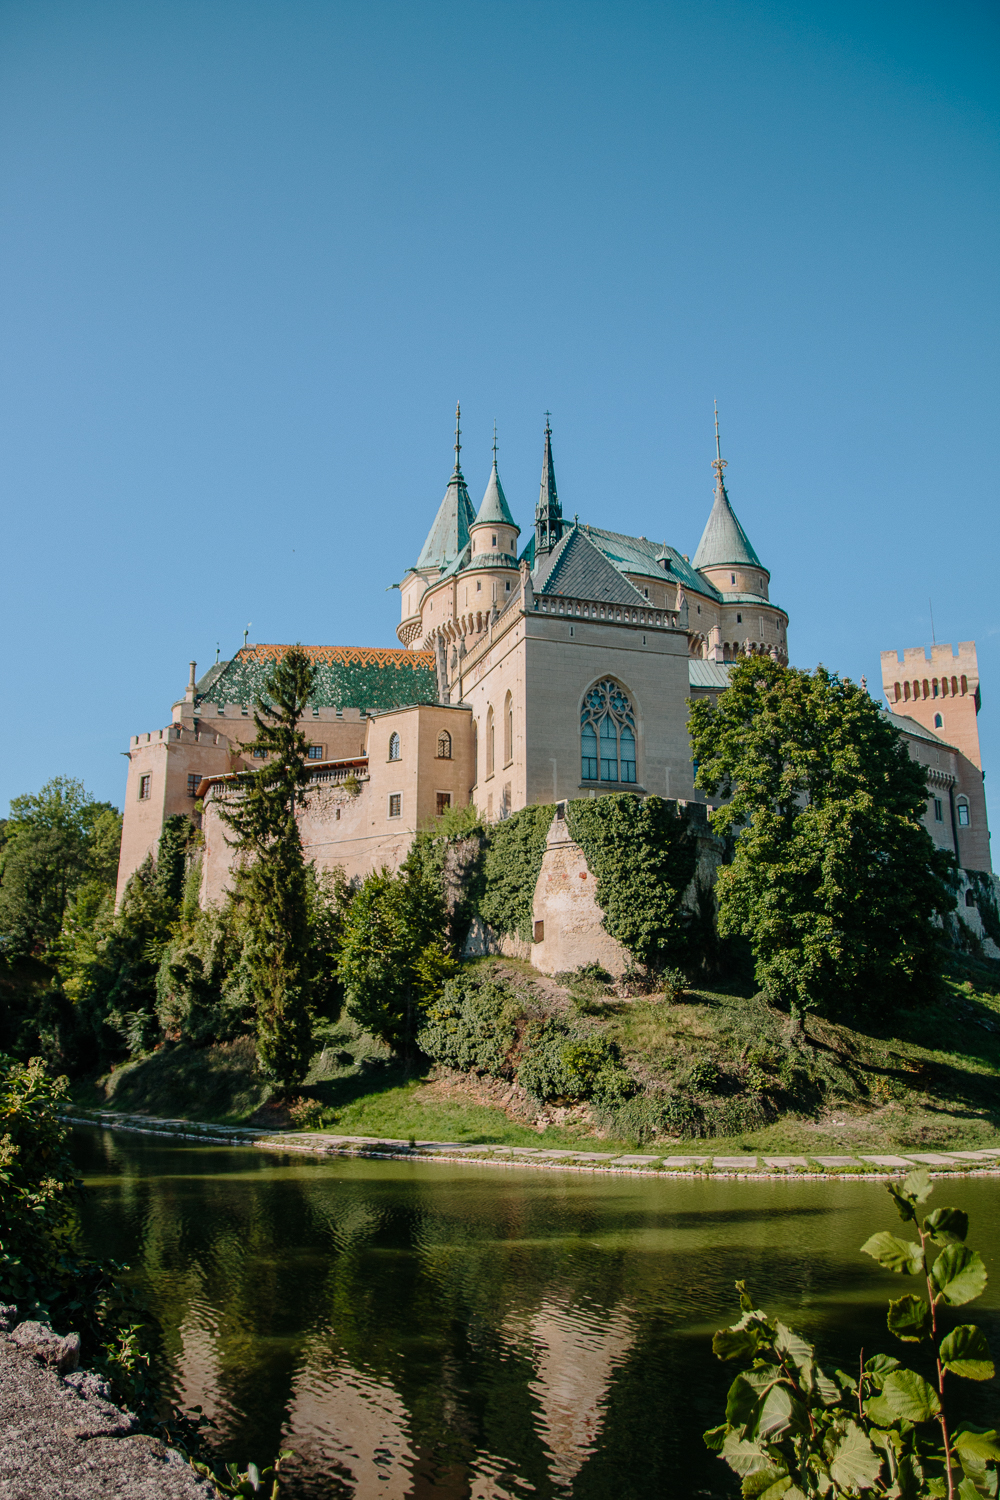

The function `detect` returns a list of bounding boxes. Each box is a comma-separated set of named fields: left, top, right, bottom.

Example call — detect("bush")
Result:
left=515, top=1019, right=634, bottom=1107
left=417, top=973, right=523, bottom=1076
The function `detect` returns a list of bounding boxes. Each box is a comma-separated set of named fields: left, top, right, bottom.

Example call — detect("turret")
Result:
left=534, top=415, right=563, bottom=558
left=398, top=403, right=476, bottom=644
left=468, top=427, right=520, bottom=568
left=691, top=407, right=769, bottom=600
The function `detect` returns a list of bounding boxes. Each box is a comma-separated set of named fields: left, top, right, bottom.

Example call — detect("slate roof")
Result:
left=474, top=462, right=518, bottom=530
left=195, top=645, right=438, bottom=714
left=536, top=525, right=650, bottom=605
left=688, top=660, right=733, bottom=690
left=692, top=478, right=762, bottom=570
left=415, top=469, right=476, bottom=571
left=583, top=527, right=721, bottom=598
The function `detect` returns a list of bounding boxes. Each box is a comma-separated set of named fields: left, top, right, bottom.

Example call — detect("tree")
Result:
left=337, top=865, right=447, bottom=1053
left=0, top=778, right=121, bottom=959
left=688, top=658, right=954, bottom=1018
left=217, top=645, right=326, bottom=1091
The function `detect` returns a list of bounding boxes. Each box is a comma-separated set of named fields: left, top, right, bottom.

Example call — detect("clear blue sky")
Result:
left=1, top=1, right=998, bottom=827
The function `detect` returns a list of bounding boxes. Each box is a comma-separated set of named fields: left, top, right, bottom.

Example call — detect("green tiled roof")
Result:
left=473, top=461, right=518, bottom=530
left=692, top=479, right=762, bottom=570
left=195, top=645, right=438, bottom=714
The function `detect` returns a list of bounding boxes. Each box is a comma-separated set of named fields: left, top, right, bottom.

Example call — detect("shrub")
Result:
left=479, top=804, right=555, bottom=941
left=417, top=973, right=523, bottom=1076
left=515, top=1019, right=634, bottom=1107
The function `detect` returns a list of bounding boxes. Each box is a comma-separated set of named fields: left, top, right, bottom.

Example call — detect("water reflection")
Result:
left=72, top=1129, right=1000, bottom=1500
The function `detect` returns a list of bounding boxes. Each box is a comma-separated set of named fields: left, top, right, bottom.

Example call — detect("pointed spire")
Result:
left=692, top=405, right=763, bottom=573
left=534, top=412, right=563, bottom=558
left=415, top=404, right=476, bottom=570
left=473, top=427, right=518, bottom=531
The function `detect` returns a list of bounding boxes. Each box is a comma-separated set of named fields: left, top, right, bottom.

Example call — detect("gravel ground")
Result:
left=0, top=1311, right=218, bottom=1500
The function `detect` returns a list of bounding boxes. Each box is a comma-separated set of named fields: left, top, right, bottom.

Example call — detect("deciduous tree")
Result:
left=688, top=658, right=953, bottom=1017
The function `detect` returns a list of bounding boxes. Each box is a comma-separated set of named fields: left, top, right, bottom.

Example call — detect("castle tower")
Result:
left=692, top=409, right=770, bottom=602
left=881, top=641, right=990, bottom=872
left=397, top=404, right=476, bottom=646
left=881, top=643, right=983, bottom=769
left=534, top=415, right=563, bottom=559
left=468, top=426, right=520, bottom=569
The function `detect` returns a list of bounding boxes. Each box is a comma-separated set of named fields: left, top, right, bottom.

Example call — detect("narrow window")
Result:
left=958, top=803, right=970, bottom=827
left=492, top=534, right=497, bottom=546
left=388, top=732, right=401, bottom=761
left=503, top=691, right=513, bottom=765
left=736, top=613, right=741, bottom=624
left=505, top=580, right=511, bottom=592
left=139, top=773, right=151, bottom=800
left=437, top=729, right=452, bottom=759
left=335, top=807, right=341, bottom=820
left=965, top=889, right=976, bottom=907
left=307, top=745, right=324, bottom=759
left=933, top=680, right=939, bottom=698
left=730, top=573, right=735, bottom=584
left=388, top=793, right=401, bottom=818
left=643, top=588, right=649, bottom=599
left=187, top=773, right=200, bottom=798
left=933, top=798, right=943, bottom=822
left=961, top=675, right=968, bottom=695
left=477, top=580, right=482, bottom=592
left=486, top=706, right=495, bottom=777
left=894, top=683, right=901, bottom=702
left=934, top=714, right=943, bottom=729
left=436, top=792, right=451, bottom=816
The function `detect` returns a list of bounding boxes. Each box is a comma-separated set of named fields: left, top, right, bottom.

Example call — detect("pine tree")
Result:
left=217, top=645, right=320, bottom=1090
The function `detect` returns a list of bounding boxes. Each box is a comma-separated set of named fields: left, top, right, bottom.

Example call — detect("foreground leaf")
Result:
left=923, top=1207, right=969, bottom=1245
left=741, top=1464, right=793, bottom=1498
left=861, top=1231, right=925, bottom=1276
left=704, top=1424, right=728, bottom=1453
left=881, top=1368, right=942, bottom=1423
left=864, top=1352, right=902, bottom=1387
left=940, top=1325, right=995, bottom=1381
left=887, top=1293, right=932, bottom=1343
left=714, top=1324, right=769, bottom=1362
left=827, top=1421, right=884, bottom=1490
left=953, top=1426, right=1000, bottom=1462
left=721, top=1431, right=772, bottom=1477
left=931, top=1244, right=988, bottom=1307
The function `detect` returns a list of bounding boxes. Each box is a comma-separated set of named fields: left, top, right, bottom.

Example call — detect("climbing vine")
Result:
left=566, top=794, right=697, bottom=972
left=478, top=803, right=555, bottom=941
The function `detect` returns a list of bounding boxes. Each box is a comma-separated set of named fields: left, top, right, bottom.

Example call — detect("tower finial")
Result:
left=454, top=401, right=462, bottom=475
left=493, top=419, right=498, bottom=468
left=712, top=399, right=727, bottom=489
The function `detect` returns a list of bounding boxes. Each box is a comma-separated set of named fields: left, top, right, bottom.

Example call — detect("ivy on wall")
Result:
left=566, top=793, right=697, bottom=971
left=478, top=803, right=555, bottom=941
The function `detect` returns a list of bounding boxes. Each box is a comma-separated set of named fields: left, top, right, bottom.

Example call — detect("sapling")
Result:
left=705, top=1170, right=998, bottom=1497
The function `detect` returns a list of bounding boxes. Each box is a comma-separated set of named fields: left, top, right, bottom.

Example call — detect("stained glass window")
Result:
left=581, top=681, right=637, bottom=784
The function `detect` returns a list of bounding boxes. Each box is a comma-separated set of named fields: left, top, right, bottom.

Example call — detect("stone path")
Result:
left=63, top=1111, right=1000, bottom=1178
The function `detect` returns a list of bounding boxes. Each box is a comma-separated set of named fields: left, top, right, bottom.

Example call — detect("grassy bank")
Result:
left=72, top=956, right=1000, bottom=1157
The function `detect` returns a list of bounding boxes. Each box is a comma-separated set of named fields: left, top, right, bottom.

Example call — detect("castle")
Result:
left=116, top=409, right=993, bottom=957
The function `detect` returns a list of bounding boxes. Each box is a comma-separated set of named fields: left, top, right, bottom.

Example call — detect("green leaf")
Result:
left=882, top=1368, right=942, bottom=1423
left=721, top=1431, right=772, bottom=1477
left=887, top=1293, right=933, bottom=1342
left=931, top=1244, right=988, bottom=1307
left=957, top=1478, right=989, bottom=1500
left=715, top=1325, right=768, bottom=1361
left=864, top=1393, right=901, bottom=1426
left=941, top=1326, right=995, bottom=1381
left=953, top=1427, right=1000, bottom=1463
left=756, top=1381, right=808, bottom=1441
left=923, top=1207, right=969, bottom=1244
left=704, top=1424, right=729, bottom=1453
left=861, top=1231, right=926, bottom=1275
left=888, top=1181, right=919, bottom=1224
left=864, top=1352, right=902, bottom=1387
left=827, top=1421, right=884, bottom=1491
left=726, top=1370, right=779, bottom=1430
left=774, top=1322, right=815, bottom=1375
left=887, top=1170, right=933, bottom=1223
left=741, top=1466, right=793, bottom=1498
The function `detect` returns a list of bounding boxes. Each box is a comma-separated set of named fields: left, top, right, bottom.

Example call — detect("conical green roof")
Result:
left=692, top=477, right=762, bottom=571
left=415, top=468, right=476, bottom=570
left=473, top=461, right=518, bottom=531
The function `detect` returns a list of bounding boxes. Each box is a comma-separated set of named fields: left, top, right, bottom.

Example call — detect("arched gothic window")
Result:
left=934, top=713, right=943, bottom=728
left=388, top=732, right=401, bottom=761
left=486, top=706, right=495, bottom=777
left=437, top=729, right=452, bottom=759
left=581, top=680, right=636, bottom=784
left=503, top=691, right=513, bottom=765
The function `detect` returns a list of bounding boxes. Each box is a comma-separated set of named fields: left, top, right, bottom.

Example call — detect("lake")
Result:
left=71, top=1127, right=1000, bottom=1499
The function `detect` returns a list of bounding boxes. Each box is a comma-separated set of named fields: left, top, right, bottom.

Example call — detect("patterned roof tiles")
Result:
left=195, top=645, right=438, bottom=714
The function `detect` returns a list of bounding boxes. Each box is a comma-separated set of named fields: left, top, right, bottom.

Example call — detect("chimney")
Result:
left=186, top=661, right=197, bottom=702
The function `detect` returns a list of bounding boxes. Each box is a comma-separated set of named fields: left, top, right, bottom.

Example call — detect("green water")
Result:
left=72, top=1128, right=1000, bottom=1499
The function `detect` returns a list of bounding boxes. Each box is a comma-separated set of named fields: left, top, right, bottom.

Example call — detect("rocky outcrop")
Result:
left=0, top=1306, right=218, bottom=1500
